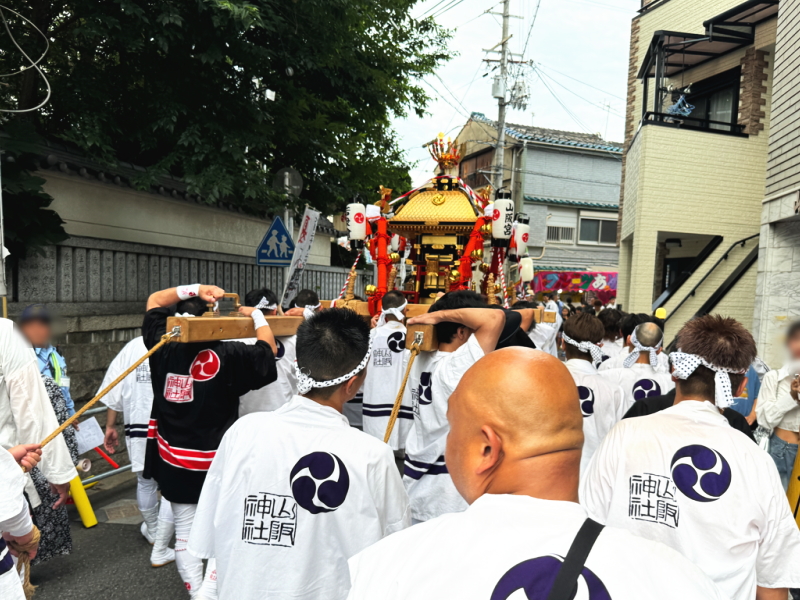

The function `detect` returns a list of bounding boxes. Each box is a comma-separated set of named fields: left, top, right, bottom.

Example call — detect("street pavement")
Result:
left=33, top=472, right=189, bottom=600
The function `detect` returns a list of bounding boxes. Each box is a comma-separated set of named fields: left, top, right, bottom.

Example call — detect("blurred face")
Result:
left=20, top=319, right=51, bottom=348
left=788, top=331, right=800, bottom=360
left=561, top=307, right=570, bottom=319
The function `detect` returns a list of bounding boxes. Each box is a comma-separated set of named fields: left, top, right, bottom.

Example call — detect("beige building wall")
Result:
left=618, top=0, right=775, bottom=339
left=43, top=172, right=332, bottom=265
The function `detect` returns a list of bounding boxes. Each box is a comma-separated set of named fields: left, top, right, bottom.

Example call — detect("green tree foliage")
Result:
left=0, top=0, right=449, bottom=224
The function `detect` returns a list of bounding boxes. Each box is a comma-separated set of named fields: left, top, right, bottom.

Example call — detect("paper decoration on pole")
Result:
left=520, top=257, right=534, bottom=282
left=280, top=207, right=321, bottom=308
left=514, top=213, right=530, bottom=256
left=345, top=203, right=366, bottom=240
left=492, top=199, right=514, bottom=245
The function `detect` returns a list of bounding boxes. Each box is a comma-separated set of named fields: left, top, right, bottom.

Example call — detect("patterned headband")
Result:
left=295, top=338, right=373, bottom=395
left=254, top=297, right=277, bottom=311
left=623, top=326, right=662, bottom=369
left=376, top=300, right=408, bottom=328
left=562, top=332, right=604, bottom=367
left=303, top=303, right=322, bottom=320
left=670, top=350, right=746, bottom=409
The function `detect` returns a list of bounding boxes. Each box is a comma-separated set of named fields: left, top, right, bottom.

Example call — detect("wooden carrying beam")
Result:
left=167, top=315, right=304, bottom=342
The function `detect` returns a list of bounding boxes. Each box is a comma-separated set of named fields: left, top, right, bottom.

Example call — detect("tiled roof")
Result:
left=524, top=196, right=619, bottom=211
left=470, top=112, right=623, bottom=153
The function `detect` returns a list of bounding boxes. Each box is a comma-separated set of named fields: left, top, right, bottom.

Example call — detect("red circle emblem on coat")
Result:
left=190, top=349, right=221, bottom=381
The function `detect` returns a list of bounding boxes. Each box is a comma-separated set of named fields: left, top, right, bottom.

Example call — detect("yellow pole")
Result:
left=2, top=296, right=6, bottom=319
left=787, top=445, right=800, bottom=527
left=69, top=475, right=98, bottom=528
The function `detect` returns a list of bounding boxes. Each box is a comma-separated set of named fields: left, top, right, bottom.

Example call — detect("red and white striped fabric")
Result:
left=148, top=420, right=216, bottom=471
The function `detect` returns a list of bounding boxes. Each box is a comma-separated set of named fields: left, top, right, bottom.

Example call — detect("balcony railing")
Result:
left=643, top=111, right=746, bottom=135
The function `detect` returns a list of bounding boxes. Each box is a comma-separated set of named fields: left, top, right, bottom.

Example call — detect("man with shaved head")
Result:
left=582, top=315, right=800, bottom=600
left=600, top=322, right=674, bottom=411
left=346, top=348, right=726, bottom=599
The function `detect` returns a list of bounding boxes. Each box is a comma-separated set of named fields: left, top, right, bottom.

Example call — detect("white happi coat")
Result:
left=599, top=346, right=670, bottom=373
left=0, top=448, right=30, bottom=600
left=580, top=401, right=800, bottom=600
left=601, top=337, right=624, bottom=359
left=403, top=335, right=483, bottom=521
left=189, top=396, right=410, bottom=600
left=0, top=319, right=74, bottom=507
left=99, top=337, right=153, bottom=472
left=362, top=321, right=411, bottom=450
left=347, top=494, right=727, bottom=600
left=237, top=336, right=298, bottom=416
left=564, top=359, right=625, bottom=474
left=600, top=363, right=675, bottom=413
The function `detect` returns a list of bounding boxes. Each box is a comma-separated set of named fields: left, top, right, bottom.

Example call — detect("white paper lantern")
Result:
left=515, top=222, right=530, bottom=252
left=520, top=257, right=534, bottom=282
left=390, top=234, right=400, bottom=251
left=492, top=199, right=514, bottom=240
left=345, top=203, right=366, bottom=240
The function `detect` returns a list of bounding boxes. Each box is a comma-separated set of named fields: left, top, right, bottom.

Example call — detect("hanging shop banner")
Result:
left=533, top=270, right=617, bottom=303
left=280, top=207, right=321, bottom=308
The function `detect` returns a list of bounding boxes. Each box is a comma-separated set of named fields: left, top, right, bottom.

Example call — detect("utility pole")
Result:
left=492, top=0, right=511, bottom=193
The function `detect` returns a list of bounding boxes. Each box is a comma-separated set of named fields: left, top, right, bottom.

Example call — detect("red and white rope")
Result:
left=337, top=249, right=362, bottom=299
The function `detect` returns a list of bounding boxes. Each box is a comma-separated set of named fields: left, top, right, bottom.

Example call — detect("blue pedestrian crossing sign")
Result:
left=256, top=216, right=295, bottom=267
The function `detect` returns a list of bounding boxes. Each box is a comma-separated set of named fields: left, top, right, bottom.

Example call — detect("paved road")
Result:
left=33, top=473, right=189, bottom=600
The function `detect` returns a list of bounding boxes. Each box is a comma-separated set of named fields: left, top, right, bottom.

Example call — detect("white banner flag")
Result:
left=281, top=207, right=321, bottom=308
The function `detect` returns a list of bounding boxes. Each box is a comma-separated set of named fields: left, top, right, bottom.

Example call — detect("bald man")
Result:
left=600, top=323, right=674, bottom=411
left=346, top=349, right=726, bottom=600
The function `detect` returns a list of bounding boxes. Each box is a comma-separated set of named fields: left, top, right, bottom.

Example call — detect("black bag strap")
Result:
left=546, top=518, right=605, bottom=600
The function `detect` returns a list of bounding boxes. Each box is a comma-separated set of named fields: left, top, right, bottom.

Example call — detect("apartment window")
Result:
left=578, top=218, right=617, bottom=245
left=547, top=226, right=575, bottom=244
left=684, top=67, right=741, bottom=132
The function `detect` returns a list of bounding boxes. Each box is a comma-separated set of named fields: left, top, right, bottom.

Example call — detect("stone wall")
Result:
left=7, top=235, right=368, bottom=401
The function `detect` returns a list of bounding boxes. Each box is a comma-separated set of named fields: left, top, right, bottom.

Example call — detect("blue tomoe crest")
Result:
left=670, top=444, right=732, bottom=502
left=632, top=378, right=661, bottom=401
left=578, top=386, right=595, bottom=417
left=491, top=555, right=612, bottom=600
left=290, top=452, right=350, bottom=514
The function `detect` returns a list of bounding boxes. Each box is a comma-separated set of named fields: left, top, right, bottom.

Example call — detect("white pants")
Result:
left=0, top=568, right=24, bottom=600
left=172, top=502, right=204, bottom=596
left=137, top=473, right=159, bottom=511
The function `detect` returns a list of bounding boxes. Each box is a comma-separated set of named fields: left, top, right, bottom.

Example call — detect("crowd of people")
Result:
left=1, top=282, right=800, bottom=599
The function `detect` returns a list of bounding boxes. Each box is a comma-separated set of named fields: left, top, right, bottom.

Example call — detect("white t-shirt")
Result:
left=189, top=395, right=410, bottom=600
left=0, top=448, right=29, bottom=600
left=403, top=335, right=484, bottom=522
left=99, top=337, right=154, bottom=472
left=528, top=322, right=558, bottom=357
left=599, top=346, right=670, bottom=373
left=581, top=400, right=800, bottom=600
left=599, top=363, right=675, bottom=413
left=237, top=336, right=298, bottom=416
left=362, top=321, right=411, bottom=451
left=347, top=494, right=727, bottom=600
left=564, top=359, right=625, bottom=474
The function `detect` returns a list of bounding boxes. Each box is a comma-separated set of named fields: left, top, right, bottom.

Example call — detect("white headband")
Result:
left=174, top=312, right=196, bottom=318
left=562, top=332, right=604, bottom=367
left=670, top=350, right=746, bottom=409
left=376, top=300, right=407, bottom=327
left=623, top=326, right=662, bottom=369
left=294, top=339, right=373, bottom=394
left=303, top=303, right=322, bottom=320
left=255, top=297, right=277, bottom=311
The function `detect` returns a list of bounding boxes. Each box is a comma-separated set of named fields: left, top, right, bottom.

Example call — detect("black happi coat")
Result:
left=142, top=307, right=277, bottom=503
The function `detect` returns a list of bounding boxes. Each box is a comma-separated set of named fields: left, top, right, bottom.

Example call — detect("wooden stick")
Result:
left=36, top=329, right=179, bottom=451
left=383, top=334, right=423, bottom=443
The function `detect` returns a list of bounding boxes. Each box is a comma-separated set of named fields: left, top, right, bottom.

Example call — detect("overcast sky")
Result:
left=394, top=0, right=639, bottom=185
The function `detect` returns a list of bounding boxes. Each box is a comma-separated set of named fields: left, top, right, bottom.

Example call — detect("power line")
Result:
left=453, top=2, right=502, bottom=29
left=533, top=69, right=592, bottom=134
left=415, top=0, right=451, bottom=20
left=431, top=0, right=469, bottom=20
left=521, top=0, right=542, bottom=59
left=534, top=66, right=624, bottom=118
left=535, top=62, right=624, bottom=101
